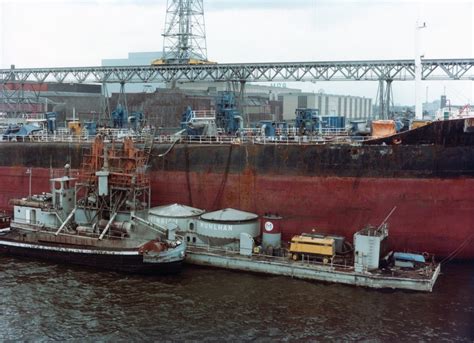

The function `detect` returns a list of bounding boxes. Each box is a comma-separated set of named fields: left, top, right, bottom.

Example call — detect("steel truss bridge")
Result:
left=0, top=59, right=473, bottom=84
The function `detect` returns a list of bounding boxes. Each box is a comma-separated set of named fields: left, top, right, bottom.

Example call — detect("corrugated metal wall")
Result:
left=282, top=93, right=372, bottom=121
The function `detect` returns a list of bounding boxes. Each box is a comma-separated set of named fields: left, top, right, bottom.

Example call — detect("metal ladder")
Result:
left=143, top=128, right=156, bottom=166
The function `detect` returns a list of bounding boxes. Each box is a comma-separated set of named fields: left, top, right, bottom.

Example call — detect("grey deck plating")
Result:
left=185, top=247, right=440, bottom=292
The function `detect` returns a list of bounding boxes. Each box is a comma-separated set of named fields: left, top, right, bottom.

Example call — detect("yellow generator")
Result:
left=289, top=235, right=335, bottom=262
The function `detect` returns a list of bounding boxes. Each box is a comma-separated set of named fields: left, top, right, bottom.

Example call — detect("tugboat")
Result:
left=0, top=135, right=186, bottom=273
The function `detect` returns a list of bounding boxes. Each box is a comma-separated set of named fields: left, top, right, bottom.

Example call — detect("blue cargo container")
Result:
left=320, top=116, right=345, bottom=130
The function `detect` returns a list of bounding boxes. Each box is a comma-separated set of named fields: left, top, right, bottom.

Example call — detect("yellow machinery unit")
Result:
left=289, top=235, right=335, bottom=261
left=68, top=121, right=82, bottom=136
left=151, top=58, right=217, bottom=66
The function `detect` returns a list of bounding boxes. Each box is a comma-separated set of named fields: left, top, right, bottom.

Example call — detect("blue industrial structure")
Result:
left=111, top=101, right=144, bottom=131
left=258, top=121, right=288, bottom=137
left=180, top=105, right=219, bottom=137
left=295, top=108, right=320, bottom=134
left=181, top=106, right=193, bottom=127
left=321, top=116, right=345, bottom=130
left=295, top=108, right=345, bottom=134
left=3, top=124, right=42, bottom=140
left=181, top=106, right=204, bottom=136
left=215, top=91, right=242, bottom=135
left=129, top=111, right=145, bottom=131
left=84, top=121, right=97, bottom=136
left=46, top=112, right=57, bottom=133
left=111, top=104, right=127, bottom=128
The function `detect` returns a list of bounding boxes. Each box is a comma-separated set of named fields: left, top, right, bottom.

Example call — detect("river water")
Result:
left=0, top=256, right=473, bottom=341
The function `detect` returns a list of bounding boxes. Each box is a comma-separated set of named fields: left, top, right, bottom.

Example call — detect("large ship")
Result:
left=0, top=117, right=472, bottom=259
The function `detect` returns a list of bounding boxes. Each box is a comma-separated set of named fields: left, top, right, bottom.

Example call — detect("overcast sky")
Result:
left=0, top=0, right=472, bottom=105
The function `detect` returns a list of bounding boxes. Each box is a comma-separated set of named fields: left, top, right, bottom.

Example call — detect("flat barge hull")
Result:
left=185, top=249, right=440, bottom=292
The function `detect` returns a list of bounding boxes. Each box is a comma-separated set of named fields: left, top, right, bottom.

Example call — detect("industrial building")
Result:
left=102, top=52, right=165, bottom=93
left=102, top=50, right=372, bottom=123
left=0, top=78, right=103, bottom=124
left=170, top=81, right=295, bottom=123
left=280, top=92, right=372, bottom=121
left=1, top=46, right=373, bottom=128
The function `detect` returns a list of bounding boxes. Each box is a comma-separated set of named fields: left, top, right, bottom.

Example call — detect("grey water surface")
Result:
left=0, top=257, right=473, bottom=341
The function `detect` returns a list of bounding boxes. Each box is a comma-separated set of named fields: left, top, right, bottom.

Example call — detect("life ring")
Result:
left=392, top=138, right=402, bottom=145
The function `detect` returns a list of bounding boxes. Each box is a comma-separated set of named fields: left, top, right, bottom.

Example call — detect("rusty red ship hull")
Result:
left=0, top=118, right=473, bottom=258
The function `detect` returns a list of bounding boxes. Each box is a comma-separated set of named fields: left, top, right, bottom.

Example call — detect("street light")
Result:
left=415, top=20, right=427, bottom=120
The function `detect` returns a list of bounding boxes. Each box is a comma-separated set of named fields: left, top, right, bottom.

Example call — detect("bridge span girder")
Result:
left=0, top=59, right=473, bottom=84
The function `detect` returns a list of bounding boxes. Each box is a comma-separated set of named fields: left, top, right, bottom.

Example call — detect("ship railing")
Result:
left=0, top=128, right=151, bottom=144
left=191, top=110, right=216, bottom=119
left=251, top=135, right=355, bottom=145
left=189, top=243, right=355, bottom=271
left=1, top=131, right=95, bottom=143
left=151, top=134, right=377, bottom=146
left=12, top=219, right=133, bottom=240
left=170, top=134, right=380, bottom=145
left=1, top=131, right=378, bottom=145
left=13, top=217, right=57, bottom=229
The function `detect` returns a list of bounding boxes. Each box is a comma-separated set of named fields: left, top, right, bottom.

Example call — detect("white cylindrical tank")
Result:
left=148, top=203, right=205, bottom=234
left=197, top=208, right=259, bottom=245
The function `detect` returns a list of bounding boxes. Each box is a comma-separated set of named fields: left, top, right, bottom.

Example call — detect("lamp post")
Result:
left=415, top=20, right=427, bottom=120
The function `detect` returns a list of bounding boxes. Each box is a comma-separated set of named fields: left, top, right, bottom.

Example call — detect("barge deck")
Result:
left=185, top=246, right=440, bottom=292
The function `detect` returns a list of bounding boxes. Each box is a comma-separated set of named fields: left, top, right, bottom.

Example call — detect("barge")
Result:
left=148, top=204, right=440, bottom=292
left=185, top=247, right=440, bottom=292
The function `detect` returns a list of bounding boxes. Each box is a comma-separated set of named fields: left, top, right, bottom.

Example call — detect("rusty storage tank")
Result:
left=261, top=213, right=282, bottom=251
left=197, top=208, right=259, bottom=247
left=148, top=203, right=205, bottom=234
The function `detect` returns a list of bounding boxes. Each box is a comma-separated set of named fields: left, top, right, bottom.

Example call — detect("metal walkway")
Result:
left=0, top=59, right=473, bottom=84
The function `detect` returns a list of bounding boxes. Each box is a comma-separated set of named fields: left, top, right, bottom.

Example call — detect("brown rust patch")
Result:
left=139, top=240, right=167, bottom=254
left=237, top=167, right=257, bottom=212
